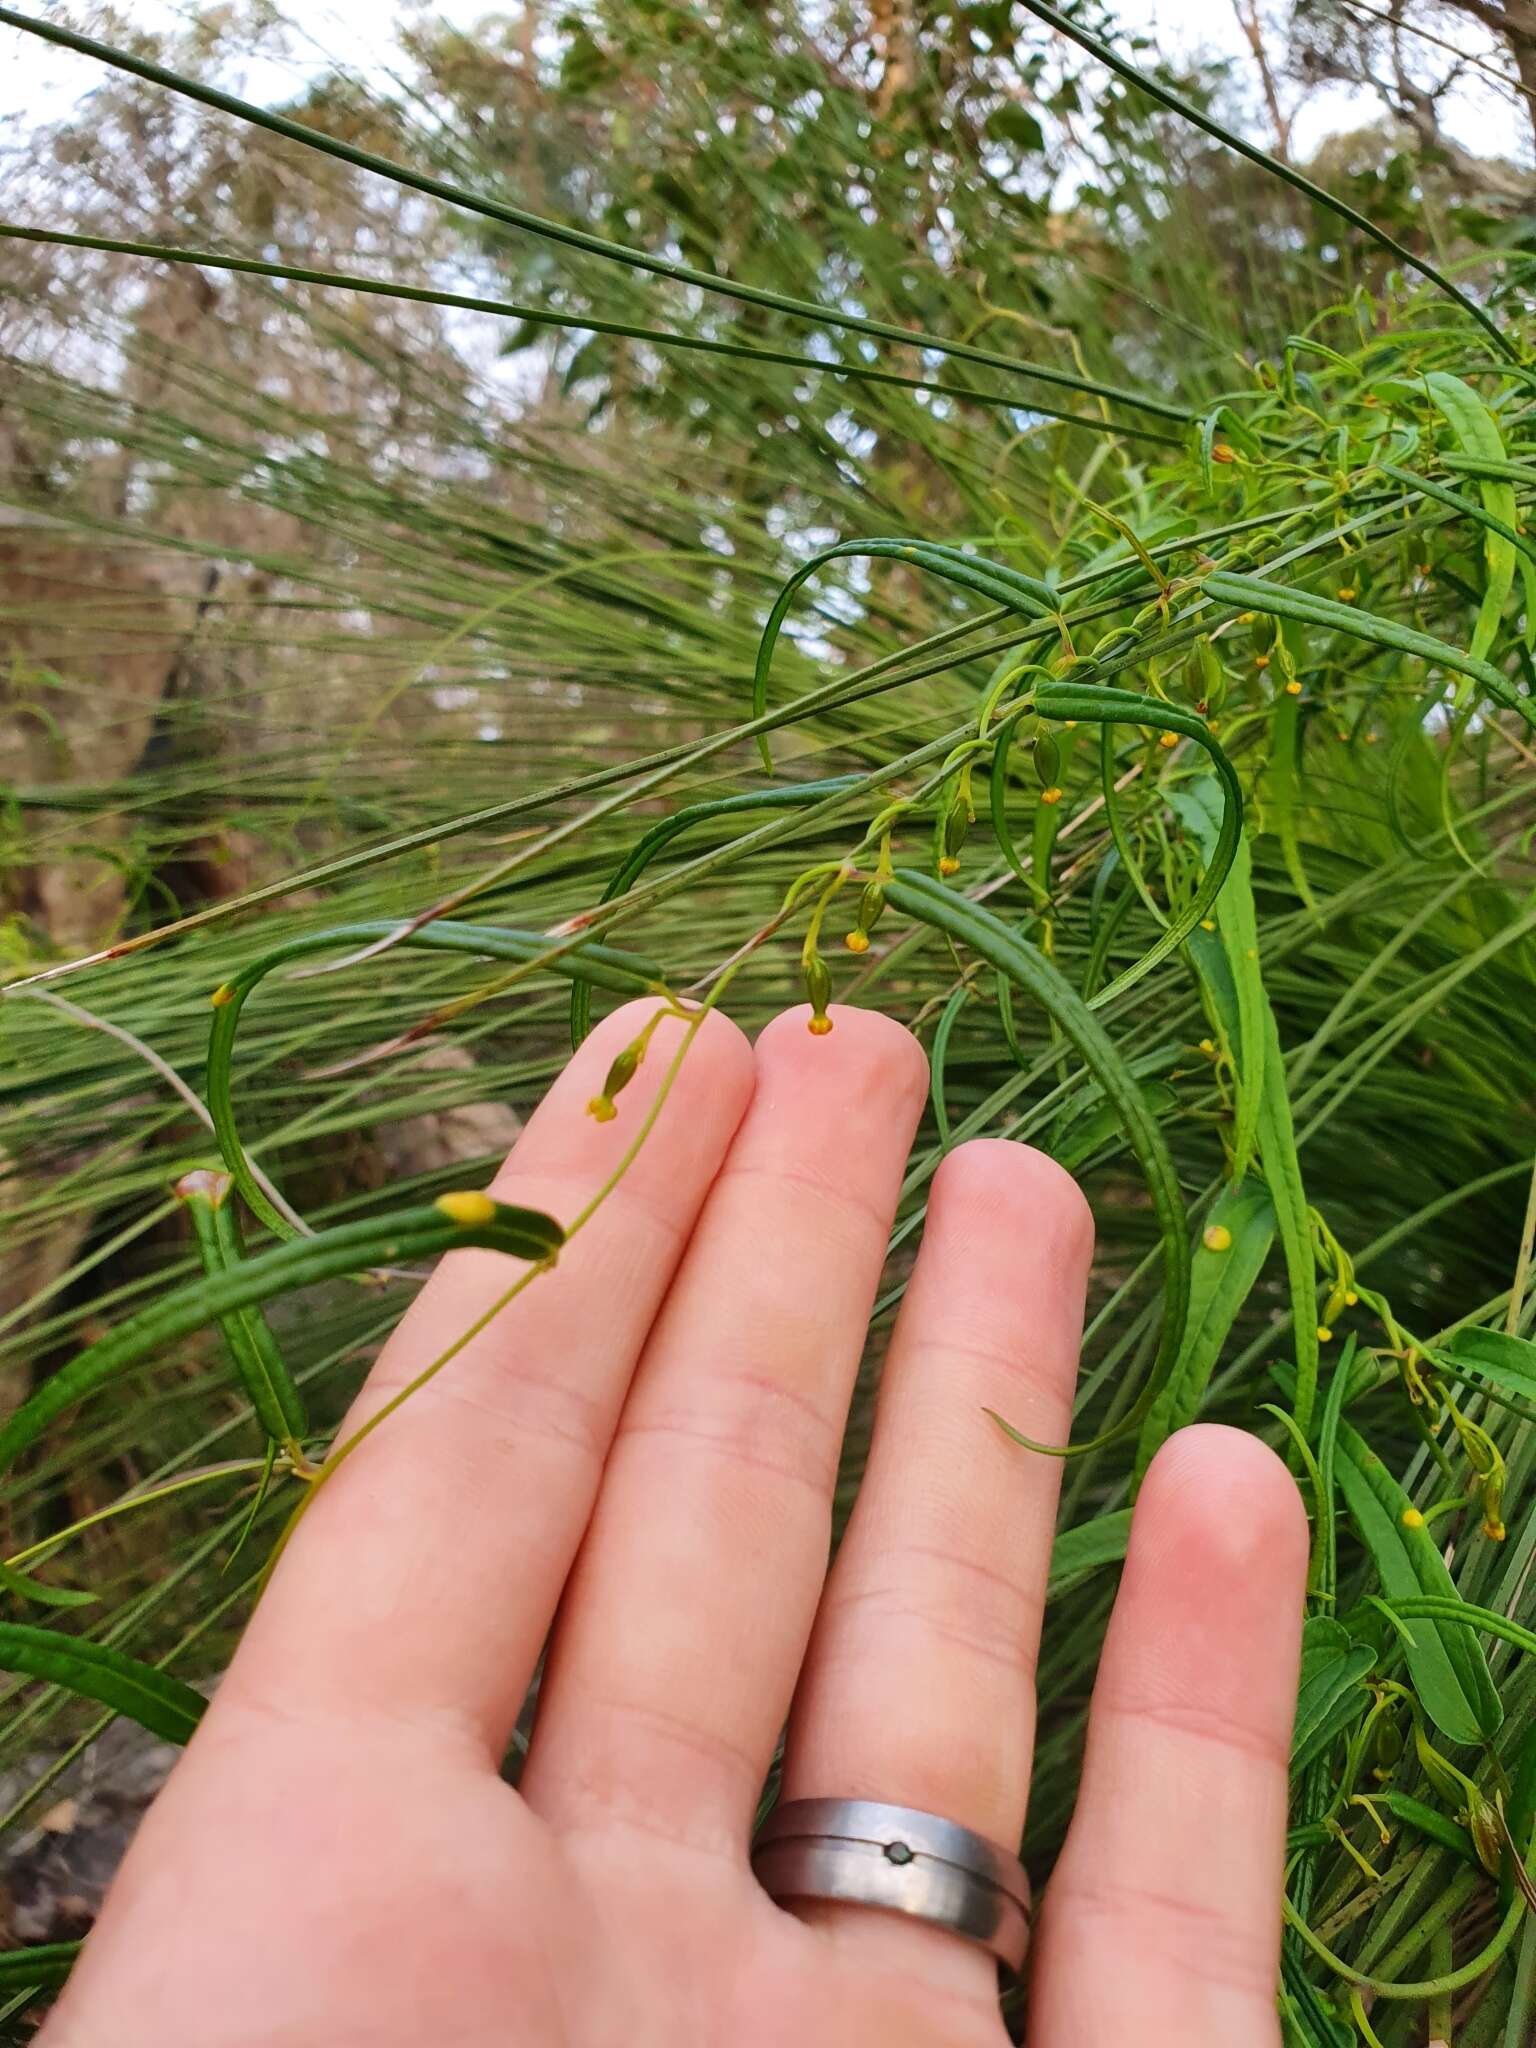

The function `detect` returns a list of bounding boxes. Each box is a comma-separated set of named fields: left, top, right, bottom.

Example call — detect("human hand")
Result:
left=40, top=1002, right=1307, bottom=2047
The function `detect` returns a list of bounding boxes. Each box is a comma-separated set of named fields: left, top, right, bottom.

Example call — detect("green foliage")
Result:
left=1, top=2, right=1535, bottom=2038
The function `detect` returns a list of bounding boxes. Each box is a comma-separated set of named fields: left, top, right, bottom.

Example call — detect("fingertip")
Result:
left=757, top=1004, right=929, bottom=1107
left=1136, top=1424, right=1309, bottom=1588
left=932, top=1139, right=1094, bottom=1272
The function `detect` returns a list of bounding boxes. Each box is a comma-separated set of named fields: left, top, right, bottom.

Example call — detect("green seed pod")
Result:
left=1468, top=1794, right=1504, bottom=1877
left=857, top=878, right=886, bottom=935
left=1032, top=731, right=1062, bottom=790
left=1182, top=635, right=1226, bottom=714
left=1481, top=1466, right=1506, bottom=1542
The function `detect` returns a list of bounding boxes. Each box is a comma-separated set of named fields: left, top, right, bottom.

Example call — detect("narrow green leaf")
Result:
left=572, top=778, right=859, bottom=1046
left=0, top=1942, right=80, bottom=1991
left=0, top=1623, right=205, bottom=1745
left=1291, top=1635, right=1377, bottom=1771
left=886, top=871, right=1190, bottom=1457
left=177, top=1171, right=308, bottom=1448
left=1439, top=1324, right=1536, bottom=1404
left=1168, top=778, right=1266, bottom=1175
left=753, top=539, right=1056, bottom=769
left=1335, top=1425, right=1502, bottom=1745
left=1423, top=372, right=1518, bottom=664
left=1135, top=1183, right=1276, bottom=1480
left=1266, top=691, right=1319, bottom=921
left=0, top=1198, right=565, bottom=1479
left=1047, top=1508, right=1133, bottom=1598
left=930, top=984, right=970, bottom=1152
left=208, top=920, right=667, bottom=1238
left=0, top=1560, right=97, bottom=1610
left=1207, top=570, right=1536, bottom=732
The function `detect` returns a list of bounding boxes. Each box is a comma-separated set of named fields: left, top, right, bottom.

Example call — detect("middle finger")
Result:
left=520, top=1005, right=927, bottom=1856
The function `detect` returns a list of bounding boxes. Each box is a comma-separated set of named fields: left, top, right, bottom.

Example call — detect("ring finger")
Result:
left=775, top=1139, right=1093, bottom=1991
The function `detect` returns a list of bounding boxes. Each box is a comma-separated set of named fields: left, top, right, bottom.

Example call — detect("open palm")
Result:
left=41, top=1003, right=1306, bottom=2047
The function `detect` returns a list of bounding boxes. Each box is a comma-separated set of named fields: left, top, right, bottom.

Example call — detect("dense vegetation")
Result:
left=2, top=2, right=1536, bottom=2040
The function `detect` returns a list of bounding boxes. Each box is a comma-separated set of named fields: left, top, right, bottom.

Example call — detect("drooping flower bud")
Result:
left=804, top=949, right=834, bottom=1035
left=587, top=1037, right=644, bottom=1123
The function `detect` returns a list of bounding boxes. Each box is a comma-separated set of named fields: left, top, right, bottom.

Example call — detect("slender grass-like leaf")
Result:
left=0, top=1624, right=205, bottom=1745
left=885, top=870, right=1190, bottom=1455
left=0, top=1198, right=564, bottom=1479
left=1335, top=1424, right=1502, bottom=1744
left=1134, top=1183, right=1276, bottom=1481
left=1206, top=570, right=1536, bottom=731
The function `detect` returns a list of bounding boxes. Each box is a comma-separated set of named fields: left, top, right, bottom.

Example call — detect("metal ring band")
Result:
left=752, top=1798, right=1031, bottom=1976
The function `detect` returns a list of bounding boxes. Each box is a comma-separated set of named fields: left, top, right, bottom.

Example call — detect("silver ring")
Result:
left=752, top=1797, right=1031, bottom=1975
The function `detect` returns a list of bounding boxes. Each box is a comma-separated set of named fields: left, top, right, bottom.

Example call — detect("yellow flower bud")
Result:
left=844, top=929, right=870, bottom=954
left=807, top=1015, right=834, bottom=1037
left=1158, top=730, right=1179, bottom=749
left=1401, top=1507, right=1425, bottom=1529
left=1337, top=586, right=1357, bottom=602
left=1285, top=679, right=1302, bottom=695
left=1039, top=786, right=1063, bottom=806
left=587, top=1095, right=618, bottom=1122
left=938, top=854, right=961, bottom=875
left=1254, top=652, right=1270, bottom=670
left=1317, top=1325, right=1333, bottom=1343
left=1203, top=1224, right=1232, bottom=1252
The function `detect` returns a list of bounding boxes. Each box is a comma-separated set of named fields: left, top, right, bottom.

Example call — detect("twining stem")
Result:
left=261, top=972, right=745, bottom=1582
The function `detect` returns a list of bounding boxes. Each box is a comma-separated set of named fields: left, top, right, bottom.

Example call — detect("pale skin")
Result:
left=41, top=1001, right=1308, bottom=2047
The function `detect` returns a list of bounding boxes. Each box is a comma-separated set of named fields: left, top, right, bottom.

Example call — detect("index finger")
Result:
left=218, top=1000, right=755, bottom=1755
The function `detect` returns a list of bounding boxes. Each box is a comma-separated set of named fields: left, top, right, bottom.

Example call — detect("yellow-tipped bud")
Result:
left=210, top=984, right=234, bottom=1007
left=1337, top=586, right=1357, bottom=602
left=804, top=949, right=833, bottom=1033
left=1158, top=730, right=1179, bottom=749
left=435, top=1190, right=498, bottom=1226
left=844, top=929, right=870, bottom=954
left=938, top=854, right=961, bottom=875
left=1285, top=679, right=1302, bottom=695
left=1039, top=786, right=1063, bottom=806
left=1203, top=1224, right=1232, bottom=1252
left=1317, top=1325, right=1333, bottom=1343
left=1253, top=653, right=1269, bottom=670
left=586, top=1040, right=643, bottom=1123
left=1198, top=1037, right=1216, bottom=1054
left=1401, top=1507, right=1425, bottom=1529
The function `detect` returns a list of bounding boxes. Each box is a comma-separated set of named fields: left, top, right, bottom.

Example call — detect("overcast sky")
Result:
left=0, top=1, right=1527, bottom=168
